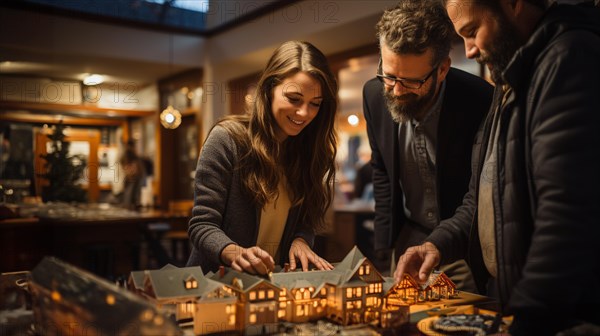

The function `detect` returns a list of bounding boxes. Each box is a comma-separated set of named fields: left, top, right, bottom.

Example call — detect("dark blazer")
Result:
left=362, top=67, right=493, bottom=253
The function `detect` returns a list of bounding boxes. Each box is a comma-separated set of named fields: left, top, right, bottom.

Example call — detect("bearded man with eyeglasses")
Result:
left=362, top=0, right=492, bottom=293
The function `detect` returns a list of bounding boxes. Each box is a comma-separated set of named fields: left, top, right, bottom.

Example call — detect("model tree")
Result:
left=39, top=122, right=87, bottom=202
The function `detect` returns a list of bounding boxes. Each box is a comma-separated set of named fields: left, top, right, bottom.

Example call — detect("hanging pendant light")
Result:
left=161, top=33, right=181, bottom=129
left=160, top=104, right=182, bottom=129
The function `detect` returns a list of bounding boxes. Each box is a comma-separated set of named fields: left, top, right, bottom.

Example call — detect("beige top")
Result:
left=256, top=176, right=291, bottom=260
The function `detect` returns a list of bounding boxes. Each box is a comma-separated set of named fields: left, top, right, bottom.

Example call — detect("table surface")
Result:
left=0, top=203, right=190, bottom=275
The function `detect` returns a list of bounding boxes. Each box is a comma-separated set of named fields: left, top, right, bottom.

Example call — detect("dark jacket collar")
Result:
left=503, top=3, right=600, bottom=92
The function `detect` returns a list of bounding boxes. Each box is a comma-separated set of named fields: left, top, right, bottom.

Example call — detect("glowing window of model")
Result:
left=356, top=287, right=362, bottom=296
left=303, top=291, right=310, bottom=299
left=295, top=291, right=302, bottom=300
left=278, top=310, right=285, bottom=318
left=357, top=300, right=362, bottom=309
left=365, top=265, right=370, bottom=275
left=296, top=306, right=304, bottom=316
left=359, top=266, right=364, bottom=275
left=228, top=315, right=235, bottom=325
left=280, top=289, right=286, bottom=297
left=320, top=288, right=326, bottom=295
left=279, top=301, right=287, bottom=308
left=249, top=292, right=256, bottom=300
left=249, top=314, right=257, bottom=324
left=258, top=290, right=265, bottom=300
left=268, top=290, right=274, bottom=298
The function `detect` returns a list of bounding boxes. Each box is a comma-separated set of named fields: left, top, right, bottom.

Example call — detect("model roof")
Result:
left=146, top=266, right=205, bottom=300
left=129, top=270, right=145, bottom=290
left=271, top=269, right=342, bottom=298
left=210, top=268, right=278, bottom=292
left=422, top=271, right=454, bottom=290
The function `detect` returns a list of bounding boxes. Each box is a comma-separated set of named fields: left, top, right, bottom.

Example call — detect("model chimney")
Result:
left=219, top=266, right=225, bottom=278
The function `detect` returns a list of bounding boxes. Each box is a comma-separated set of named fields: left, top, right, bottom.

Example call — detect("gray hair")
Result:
left=376, top=0, right=455, bottom=66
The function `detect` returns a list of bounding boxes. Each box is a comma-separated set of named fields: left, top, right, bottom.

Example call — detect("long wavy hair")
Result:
left=218, top=40, right=338, bottom=233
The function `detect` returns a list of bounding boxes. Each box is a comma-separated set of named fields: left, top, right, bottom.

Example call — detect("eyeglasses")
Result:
left=376, top=59, right=437, bottom=90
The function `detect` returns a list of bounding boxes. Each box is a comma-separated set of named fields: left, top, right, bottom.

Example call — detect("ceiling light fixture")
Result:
left=160, top=105, right=182, bottom=129
left=83, top=74, right=104, bottom=86
left=161, top=34, right=182, bottom=129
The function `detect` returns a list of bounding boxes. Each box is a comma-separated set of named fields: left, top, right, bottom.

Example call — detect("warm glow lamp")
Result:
left=160, top=105, right=182, bottom=129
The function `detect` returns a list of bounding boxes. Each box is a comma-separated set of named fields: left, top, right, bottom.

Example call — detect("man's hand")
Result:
left=394, top=242, right=440, bottom=284
left=289, top=238, right=334, bottom=271
left=220, top=244, right=274, bottom=275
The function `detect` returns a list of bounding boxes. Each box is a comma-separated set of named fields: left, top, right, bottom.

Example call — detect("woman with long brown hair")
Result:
left=187, top=41, right=338, bottom=274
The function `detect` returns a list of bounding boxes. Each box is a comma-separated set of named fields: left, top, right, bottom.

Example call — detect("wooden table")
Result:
left=0, top=205, right=189, bottom=278
left=324, top=200, right=376, bottom=264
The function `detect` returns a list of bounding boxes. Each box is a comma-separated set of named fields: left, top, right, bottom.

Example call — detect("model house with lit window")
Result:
left=127, top=264, right=238, bottom=335
left=209, top=267, right=281, bottom=335
left=385, top=271, right=457, bottom=305
left=324, top=246, right=386, bottom=325
left=270, top=269, right=341, bottom=323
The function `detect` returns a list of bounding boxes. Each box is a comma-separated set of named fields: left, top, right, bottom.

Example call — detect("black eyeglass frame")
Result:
left=376, top=58, right=438, bottom=90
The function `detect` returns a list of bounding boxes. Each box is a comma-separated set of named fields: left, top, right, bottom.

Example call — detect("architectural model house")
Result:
left=128, top=264, right=238, bottom=336
left=270, top=269, right=341, bottom=323
left=129, top=245, right=459, bottom=335
left=386, top=272, right=457, bottom=305
left=208, top=267, right=282, bottom=335
left=29, top=257, right=181, bottom=336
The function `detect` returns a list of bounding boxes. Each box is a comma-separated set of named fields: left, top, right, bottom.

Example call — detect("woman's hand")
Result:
left=221, top=244, right=274, bottom=275
left=289, top=237, right=334, bottom=271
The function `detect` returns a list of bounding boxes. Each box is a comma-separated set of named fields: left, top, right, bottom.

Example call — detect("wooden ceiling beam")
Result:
left=0, top=112, right=125, bottom=127
left=0, top=100, right=154, bottom=117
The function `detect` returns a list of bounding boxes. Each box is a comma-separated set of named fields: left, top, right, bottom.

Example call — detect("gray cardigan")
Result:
left=186, top=125, right=315, bottom=273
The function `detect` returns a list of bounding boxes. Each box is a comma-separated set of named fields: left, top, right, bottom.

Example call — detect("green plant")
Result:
left=39, top=122, right=87, bottom=202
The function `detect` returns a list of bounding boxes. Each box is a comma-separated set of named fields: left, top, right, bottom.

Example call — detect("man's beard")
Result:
left=383, top=72, right=437, bottom=123
left=476, top=14, right=524, bottom=85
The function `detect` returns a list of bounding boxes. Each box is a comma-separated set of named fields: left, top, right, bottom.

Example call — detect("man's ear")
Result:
left=500, top=0, right=523, bottom=21
left=438, top=57, right=452, bottom=82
